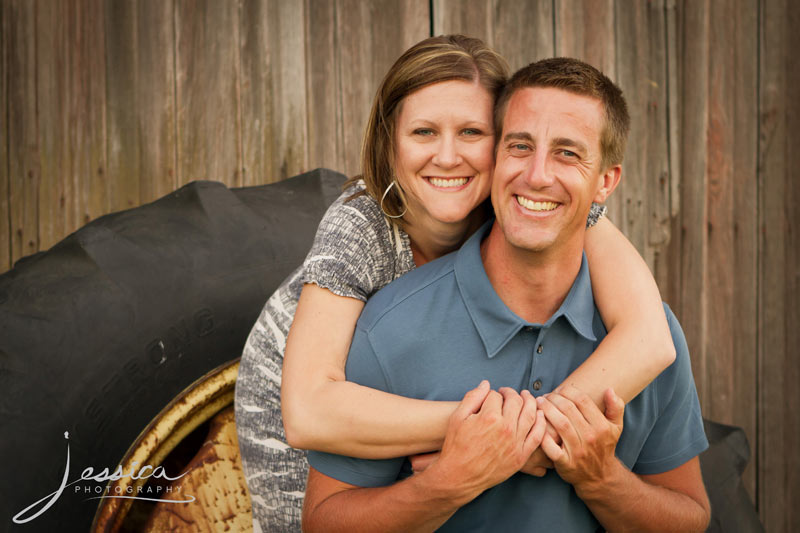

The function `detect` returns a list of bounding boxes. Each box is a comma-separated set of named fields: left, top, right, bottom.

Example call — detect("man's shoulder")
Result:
left=357, top=252, right=459, bottom=331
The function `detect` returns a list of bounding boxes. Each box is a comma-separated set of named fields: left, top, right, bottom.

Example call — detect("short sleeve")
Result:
left=307, top=324, right=406, bottom=487
left=301, top=192, right=384, bottom=302
left=586, top=202, right=607, bottom=228
left=632, top=305, right=709, bottom=474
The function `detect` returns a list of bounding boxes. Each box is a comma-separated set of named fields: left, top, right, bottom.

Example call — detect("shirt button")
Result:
left=537, top=345, right=543, bottom=354
left=533, top=380, right=542, bottom=391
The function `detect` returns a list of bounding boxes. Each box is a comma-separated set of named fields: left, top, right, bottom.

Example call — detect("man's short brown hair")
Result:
left=494, top=57, right=630, bottom=169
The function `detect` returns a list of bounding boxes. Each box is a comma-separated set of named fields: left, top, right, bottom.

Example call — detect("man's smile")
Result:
left=514, top=194, right=560, bottom=212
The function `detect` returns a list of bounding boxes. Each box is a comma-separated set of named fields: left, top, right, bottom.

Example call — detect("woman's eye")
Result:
left=413, top=129, right=435, bottom=136
left=462, top=128, right=481, bottom=136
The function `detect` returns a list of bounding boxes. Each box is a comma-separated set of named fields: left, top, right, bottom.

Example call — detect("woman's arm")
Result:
left=283, top=217, right=673, bottom=460
left=281, top=283, right=457, bottom=458
left=558, top=217, right=676, bottom=408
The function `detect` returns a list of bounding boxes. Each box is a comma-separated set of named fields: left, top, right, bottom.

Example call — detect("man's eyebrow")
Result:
left=502, top=131, right=533, bottom=143
left=552, top=137, right=588, bottom=154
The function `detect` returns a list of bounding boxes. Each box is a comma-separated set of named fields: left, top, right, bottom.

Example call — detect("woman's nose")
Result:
left=431, top=136, right=462, bottom=169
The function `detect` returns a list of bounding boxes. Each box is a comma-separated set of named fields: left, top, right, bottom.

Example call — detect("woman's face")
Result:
left=393, top=80, right=495, bottom=228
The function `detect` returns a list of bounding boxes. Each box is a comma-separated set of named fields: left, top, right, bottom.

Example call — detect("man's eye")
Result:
left=561, top=150, right=577, bottom=158
left=509, top=143, right=530, bottom=152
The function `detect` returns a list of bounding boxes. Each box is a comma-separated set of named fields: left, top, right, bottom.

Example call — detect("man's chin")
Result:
left=503, top=232, right=558, bottom=254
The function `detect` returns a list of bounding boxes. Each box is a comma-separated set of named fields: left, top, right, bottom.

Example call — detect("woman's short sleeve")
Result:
left=587, top=202, right=607, bottom=228
left=301, top=193, right=387, bottom=302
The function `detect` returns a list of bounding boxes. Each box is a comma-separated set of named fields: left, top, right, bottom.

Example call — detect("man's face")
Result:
left=491, top=87, right=619, bottom=253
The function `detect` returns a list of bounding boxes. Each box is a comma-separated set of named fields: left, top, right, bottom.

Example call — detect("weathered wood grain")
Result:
left=674, top=0, right=710, bottom=407
left=335, top=0, right=428, bottom=177
left=492, top=0, right=554, bottom=70
left=704, top=0, right=759, bottom=499
left=105, top=0, right=177, bottom=210
left=614, top=0, right=671, bottom=271
left=305, top=0, right=345, bottom=174
left=653, top=0, right=682, bottom=301
left=6, top=0, right=39, bottom=266
left=35, top=0, right=107, bottom=251
left=759, top=0, right=800, bottom=528
left=555, top=0, right=615, bottom=77
left=0, top=1, right=9, bottom=271
left=240, top=0, right=308, bottom=185
left=433, top=0, right=492, bottom=43
left=175, top=0, right=241, bottom=186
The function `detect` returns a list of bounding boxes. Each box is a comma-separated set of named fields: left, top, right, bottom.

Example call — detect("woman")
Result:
left=235, top=34, right=675, bottom=531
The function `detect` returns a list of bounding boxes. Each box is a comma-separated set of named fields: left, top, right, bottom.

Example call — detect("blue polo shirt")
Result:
left=308, top=221, right=708, bottom=531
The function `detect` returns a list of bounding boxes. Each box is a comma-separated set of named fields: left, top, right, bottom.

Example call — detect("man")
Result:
left=302, top=58, right=711, bottom=532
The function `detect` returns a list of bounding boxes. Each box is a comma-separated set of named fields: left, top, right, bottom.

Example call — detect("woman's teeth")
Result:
left=429, top=177, right=469, bottom=188
left=516, top=195, right=558, bottom=212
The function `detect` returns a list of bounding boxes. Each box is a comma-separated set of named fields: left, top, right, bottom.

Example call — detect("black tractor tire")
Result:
left=0, top=168, right=346, bottom=532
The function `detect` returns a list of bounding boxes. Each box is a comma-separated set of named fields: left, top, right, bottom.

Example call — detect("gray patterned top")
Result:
left=234, top=182, right=414, bottom=532
left=234, top=181, right=606, bottom=532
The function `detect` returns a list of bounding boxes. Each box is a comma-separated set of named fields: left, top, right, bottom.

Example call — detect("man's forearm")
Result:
left=303, top=467, right=476, bottom=533
left=576, top=459, right=710, bottom=533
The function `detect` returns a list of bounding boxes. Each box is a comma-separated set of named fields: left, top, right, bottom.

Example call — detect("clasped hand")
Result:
left=410, top=383, right=624, bottom=492
left=411, top=381, right=547, bottom=497
left=537, top=385, right=625, bottom=490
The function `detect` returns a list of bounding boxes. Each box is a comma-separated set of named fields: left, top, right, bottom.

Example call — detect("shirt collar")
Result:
left=454, top=220, right=597, bottom=358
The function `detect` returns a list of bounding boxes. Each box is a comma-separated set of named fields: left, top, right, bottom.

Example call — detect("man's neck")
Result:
left=480, top=223, right=585, bottom=324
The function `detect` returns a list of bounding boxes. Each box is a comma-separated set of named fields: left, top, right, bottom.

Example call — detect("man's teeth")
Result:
left=429, top=177, right=469, bottom=188
left=516, top=195, right=558, bottom=212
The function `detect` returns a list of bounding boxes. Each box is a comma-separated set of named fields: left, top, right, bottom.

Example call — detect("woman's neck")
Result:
left=404, top=205, right=489, bottom=267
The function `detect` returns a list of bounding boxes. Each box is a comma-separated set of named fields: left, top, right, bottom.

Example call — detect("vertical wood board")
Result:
left=758, top=0, right=800, bottom=527
left=240, top=0, right=308, bottom=186
left=0, top=0, right=9, bottom=271
left=105, top=0, right=177, bottom=211
left=674, top=0, right=710, bottom=408
left=704, top=0, right=759, bottom=498
left=34, top=0, right=68, bottom=252
left=614, top=0, right=671, bottom=270
left=175, top=0, right=241, bottom=186
left=492, top=0, right=554, bottom=70
left=7, top=0, right=40, bottom=265
left=335, top=0, right=428, bottom=177
left=433, top=0, right=492, bottom=43
left=305, top=0, right=345, bottom=174
left=35, top=0, right=107, bottom=251
left=555, top=0, right=616, bottom=78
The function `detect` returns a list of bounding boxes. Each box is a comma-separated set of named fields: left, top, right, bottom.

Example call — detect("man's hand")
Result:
left=520, top=446, right=553, bottom=477
left=538, top=386, right=624, bottom=490
left=424, top=382, right=547, bottom=500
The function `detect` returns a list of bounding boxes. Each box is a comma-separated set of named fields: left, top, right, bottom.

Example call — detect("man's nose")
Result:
left=523, top=151, right=554, bottom=188
left=431, top=135, right=462, bottom=169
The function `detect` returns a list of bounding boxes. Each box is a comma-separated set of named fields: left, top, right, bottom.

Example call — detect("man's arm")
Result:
left=539, top=387, right=710, bottom=532
left=303, top=385, right=546, bottom=532
left=577, top=455, right=709, bottom=532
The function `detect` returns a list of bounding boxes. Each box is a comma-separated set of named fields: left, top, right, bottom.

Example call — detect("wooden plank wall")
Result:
left=1, top=0, right=798, bottom=529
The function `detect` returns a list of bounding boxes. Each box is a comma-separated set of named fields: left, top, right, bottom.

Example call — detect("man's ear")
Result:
left=594, top=164, right=621, bottom=203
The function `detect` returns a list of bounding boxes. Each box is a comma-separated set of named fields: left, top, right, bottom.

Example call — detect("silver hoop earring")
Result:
left=380, top=180, right=408, bottom=219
